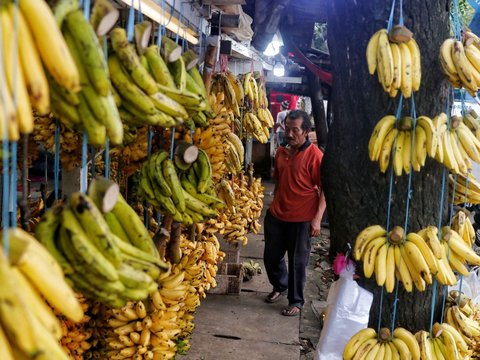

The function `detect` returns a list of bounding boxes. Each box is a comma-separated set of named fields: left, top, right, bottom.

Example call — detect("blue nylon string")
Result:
left=80, top=131, right=88, bottom=193
left=83, top=0, right=91, bottom=20
left=0, top=9, right=10, bottom=252
left=198, top=17, right=203, bottom=58
left=105, top=138, right=110, bottom=179
left=399, top=0, right=404, bottom=25
left=392, top=94, right=417, bottom=332
left=127, top=0, right=135, bottom=42
left=138, top=0, right=144, bottom=23
left=176, top=2, right=184, bottom=45
left=387, top=0, right=397, bottom=32
left=170, top=129, right=176, bottom=160
left=54, top=121, right=60, bottom=204
left=379, top=94, right=403, bottom=334
left=144, top=127, right=153, bottom=229
left=10, top=142, right=17, bottom=228
left=9, top=1, right=18, bottom=229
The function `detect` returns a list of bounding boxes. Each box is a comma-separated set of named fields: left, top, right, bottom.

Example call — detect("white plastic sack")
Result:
left=314, top=265, right=373, bottom=360
left=449, top=267, right=480, bottom=305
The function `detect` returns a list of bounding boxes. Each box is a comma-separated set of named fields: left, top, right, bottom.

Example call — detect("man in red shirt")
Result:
left=264, top=110, right=326, bottom=316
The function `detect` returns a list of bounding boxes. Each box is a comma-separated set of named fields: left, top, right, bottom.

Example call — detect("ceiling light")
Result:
left=119, top=0, right=199, bottom=45
left=273, top=62, right=285, bottom=77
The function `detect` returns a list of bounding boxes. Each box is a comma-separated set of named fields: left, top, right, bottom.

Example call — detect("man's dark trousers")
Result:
left=263, top=210, right=311, bottom=307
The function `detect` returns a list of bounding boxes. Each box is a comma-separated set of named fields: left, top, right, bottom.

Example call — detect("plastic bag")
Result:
left=314, top=262, right=373, bottom=360
left=449, top=267, right=480, bottom=304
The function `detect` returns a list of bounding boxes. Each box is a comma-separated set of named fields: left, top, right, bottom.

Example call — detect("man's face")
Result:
left=285, top=118, right=308, bottom=148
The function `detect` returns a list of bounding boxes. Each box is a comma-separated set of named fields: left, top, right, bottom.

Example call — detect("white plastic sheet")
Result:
left=314, top=265, right=373, bottom=360
left=449, top=267, right=480, bottom=305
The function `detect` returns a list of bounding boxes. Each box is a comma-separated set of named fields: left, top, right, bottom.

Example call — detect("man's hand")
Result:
left=310, top=217, right=321, bottom=237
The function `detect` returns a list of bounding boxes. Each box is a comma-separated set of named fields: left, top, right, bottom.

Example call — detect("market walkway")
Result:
left=181, top=182, right=330, bottom=360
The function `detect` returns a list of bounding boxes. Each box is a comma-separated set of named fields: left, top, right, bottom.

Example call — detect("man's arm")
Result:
left=310, top=189, right=326, bottom=237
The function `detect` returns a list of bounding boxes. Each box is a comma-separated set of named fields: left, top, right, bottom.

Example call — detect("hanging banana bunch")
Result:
left=366, top=26, right=421, bottom=97
left=439, top=30, right=480, bottom=96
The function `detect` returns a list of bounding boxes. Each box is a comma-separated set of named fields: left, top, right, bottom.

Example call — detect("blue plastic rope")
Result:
left=198, top=17, right=204, bottom=58
left=452, top=0, right=463, bottom=40
left=83, top=0, right=91, bottom=20
left=54, top=121, right=60, bottom=204
left=105, top=138, right=110, bottom=179
left=103, top=36, right=110, bottom=179
left=429, top=279, right=439, bottom=336
left=10, top=142, right=17, bottom=229
left=138, top=0, right=144, bottom=23
left=170, top=128, right=176, bottom=160
left=0, top=11, right=10, bottom=253
left=144, top=127, right=153, bottom=229
left=175, top=2, right=184, bottom=45
left=387, top=0, right=397, bottom=32
left=127, top=0, right=135, bottom=42
left=80, top=131, right=88, bottom=193
left=379, top=94, right=403, bottom=334
left=399, top=0, right=404, bottom=25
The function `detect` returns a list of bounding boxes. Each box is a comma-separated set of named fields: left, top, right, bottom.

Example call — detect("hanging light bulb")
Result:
left=273, top=62, right=285, bottom=77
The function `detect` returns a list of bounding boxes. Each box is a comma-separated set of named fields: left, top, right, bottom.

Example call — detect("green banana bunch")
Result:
left=35, top=185, right=168, bottom=307
left=137, top=148, right=222, bottom=226
left=54, top=9, right=123, bottom=146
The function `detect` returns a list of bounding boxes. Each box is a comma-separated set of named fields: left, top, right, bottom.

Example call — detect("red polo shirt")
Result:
left=270, top=140, right=323, bottom=222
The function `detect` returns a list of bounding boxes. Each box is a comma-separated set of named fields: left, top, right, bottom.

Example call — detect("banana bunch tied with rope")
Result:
left=449, top=173, right=480, bottom=205
left=210, top=71, right=243, bottom=117
left=137, top=148, right=223, bottom=226
left=451, top=209, right=476, bottom=247
left=0, top=0, right=81, bottom=142
left=439, top=30, right=480, bottom=96
left=432, top=113, right=480, bottom=175
left=0, top=228, right=84, bottom=360
left=368, top=114, right=437, bottom=175
left=354, top=224, right=458, bottom=293
left=33, top=113, right=84, bottom=171
left=110, top=28, right=212, bottom=130
left=56, top=294, right=93, bottom=360
left=462, top=109, right=480, bottom=140
left=193, top=93, right=235, bottom=180
left=344, top=327, right=420, bottom=360
left=366, top=26, right=421, bottom=98
left=415, top=324, right=470, bottom=360
left=444, top=292, right=480, bottom=348
left=216, top=173, right=264, bottom=245
left=53, top=4, right=123, bottom=146
left=35, top=180, right=168, bottom=307
left=101, top=263, right=202, bottom=359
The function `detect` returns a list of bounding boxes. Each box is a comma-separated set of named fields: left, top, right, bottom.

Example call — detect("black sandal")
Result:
left=265, top=291, right=285, bottom=303
left=282, top=305, right=301, bottom=316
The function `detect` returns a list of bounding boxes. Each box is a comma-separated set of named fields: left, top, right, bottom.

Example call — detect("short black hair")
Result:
left=286, top=110, right=311, bottom=132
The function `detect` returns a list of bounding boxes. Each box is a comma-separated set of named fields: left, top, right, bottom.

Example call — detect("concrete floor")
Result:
left=180, top=182, right=324, bottom=360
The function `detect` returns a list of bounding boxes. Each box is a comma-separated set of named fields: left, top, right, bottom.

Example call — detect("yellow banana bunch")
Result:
left=462, top=108, right=480, bottom=140
left=451, top=209, right=476, bottom=247
left=366, top=27, right=421, bottom=97
left=193, top=95, right=234, bottom=180
left=344, top=327, right=420, bottom=360
left=225, top=132, right=244, bottom=175
left=56, top=294, right=94, bottom=359
left=416, top=324, right=469, bottom=360
left=35, top=182, right=168, bottom=306
left=354, top=224, right=464, bottom=292
left=368, top=114, right=437, bottom=175
left=432, top=114, right=480, bottom=175
left=210, top=71, right=242, bottom=117
left=216, top=172, right=264, bottom=245
left=439, top=34, right=480, bottom=96
left=0, top=228, right=84, bottom=359
left=0, top=0, right=83, bottom=141
left=439, top=225, right=480, bottom=275
left=137, top=149, right=222, bottom=226
left=450, top=173, right=480, bottom=205
left=243, top=111, right=270, bottom=143
left=444, top=304, right=480, bottom=347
